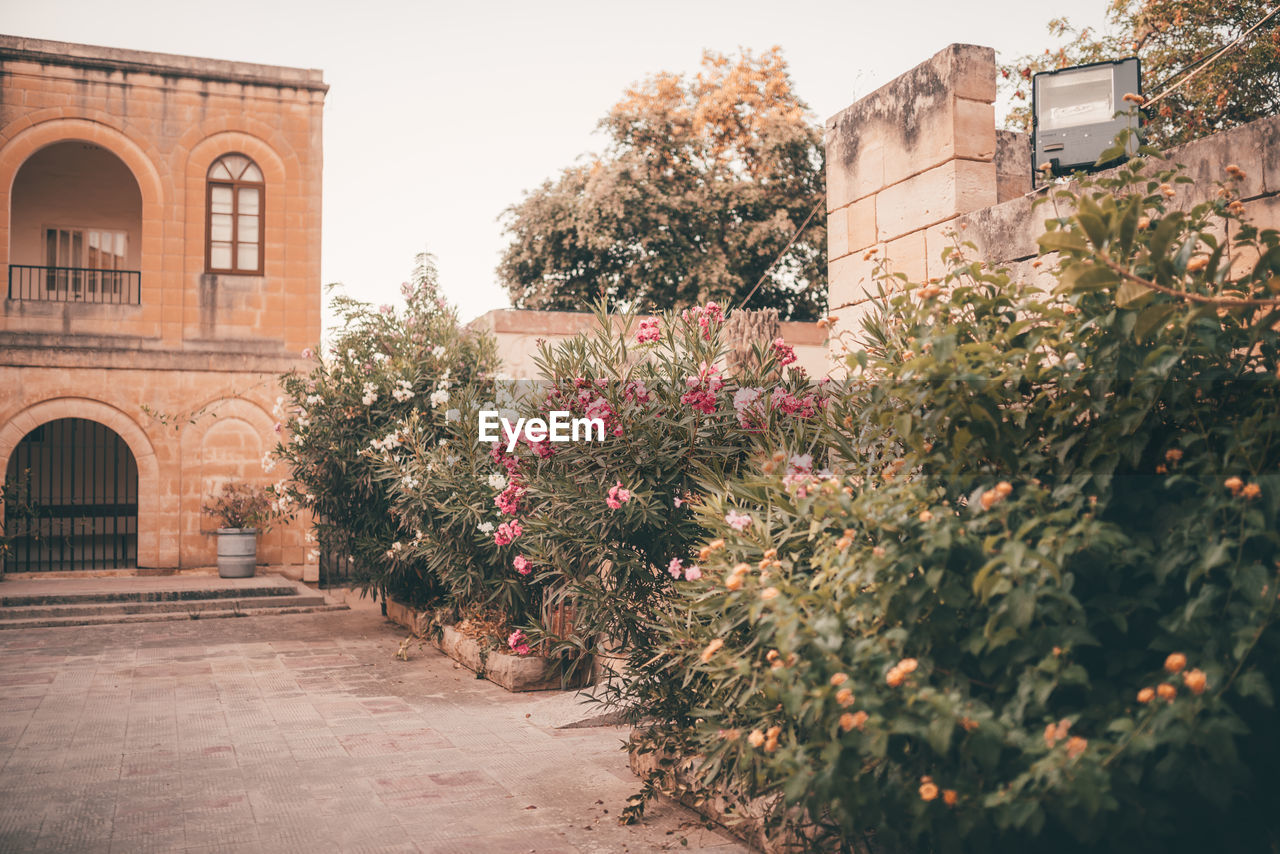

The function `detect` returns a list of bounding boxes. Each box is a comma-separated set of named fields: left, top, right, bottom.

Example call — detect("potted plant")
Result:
left=202, top=482, right=276, bottom=578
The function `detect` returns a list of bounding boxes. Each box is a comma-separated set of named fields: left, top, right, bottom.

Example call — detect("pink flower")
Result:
left=606, top=481, right=631, bottom=510
left=668, top=557, right=684, bottom=578
left=301, top=347, right=314, bottom=360
left=680, top=302, right=726, bottom=340
left=274, top=422, right=283, bottom=433
left=380, top=304, right=393, bottom=315
left=725, top=511, right=753, bottom=532
left=684, top=564, right=703, bottom=581
left=771, top=338, right=797, bottom=367
left=636, top=317, right=661, bottom=344
left=494, top=520, right=523, bottom=546
left=513, top=555, right=531, bottom=576
left=681, top=362, right=724, bottom=415
left=733, top=387, right=764, bottom=429
left=495, top=482, right=525, bottom=516
left=508, top=629, right=531, bottom=656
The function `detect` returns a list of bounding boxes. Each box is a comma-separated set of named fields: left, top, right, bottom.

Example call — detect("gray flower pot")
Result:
left=216, top=528, right=259, bottom=578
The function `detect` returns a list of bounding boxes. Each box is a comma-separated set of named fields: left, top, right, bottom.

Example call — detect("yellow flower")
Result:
left=1183, top=668, right=1208, bottom=695
left=700, top=638, right=724, bottom=663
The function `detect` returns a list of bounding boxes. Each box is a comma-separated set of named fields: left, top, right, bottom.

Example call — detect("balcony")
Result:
left=7, top=265, right=141, bottom=305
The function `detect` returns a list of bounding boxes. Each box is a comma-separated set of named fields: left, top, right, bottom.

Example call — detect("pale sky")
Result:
left=6, top=0, right=1110, bottom=330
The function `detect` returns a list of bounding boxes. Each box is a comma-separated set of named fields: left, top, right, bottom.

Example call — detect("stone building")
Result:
left=0, top=35, right=325, bottom=573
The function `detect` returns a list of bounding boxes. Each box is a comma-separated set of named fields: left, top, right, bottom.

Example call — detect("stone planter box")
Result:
left=385, top=597, right=591, bottom=693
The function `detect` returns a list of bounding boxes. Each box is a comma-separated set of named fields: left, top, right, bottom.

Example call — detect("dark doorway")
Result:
left=2, top=418, right=138, bottom=571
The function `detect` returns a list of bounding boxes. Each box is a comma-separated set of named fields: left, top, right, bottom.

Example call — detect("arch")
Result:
left=0, top=118, right=165, bottom=274
left=0, top=398, right=161, bottom=568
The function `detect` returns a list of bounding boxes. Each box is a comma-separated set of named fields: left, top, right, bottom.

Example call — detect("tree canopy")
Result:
left=1003, top=0, right=1280, bottom=147
left=498, top=48, right=827, bottom=321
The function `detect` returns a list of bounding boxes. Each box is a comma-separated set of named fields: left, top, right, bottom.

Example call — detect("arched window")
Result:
left=206, top=154, right=264, bottom=275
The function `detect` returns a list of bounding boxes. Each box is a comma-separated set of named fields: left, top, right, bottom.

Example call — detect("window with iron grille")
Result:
left=205, top=153, right=264, bottom=275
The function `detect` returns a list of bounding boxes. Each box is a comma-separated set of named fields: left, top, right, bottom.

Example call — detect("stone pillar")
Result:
left=825, top=44, right=1000, bottom=339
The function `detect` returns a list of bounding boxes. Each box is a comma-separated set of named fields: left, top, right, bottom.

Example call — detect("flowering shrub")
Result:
left=628, top=155, right=1280, bottom=851
left=498, top=301, right=830, bottom=687
left=271, top=254, right=497, bottom=605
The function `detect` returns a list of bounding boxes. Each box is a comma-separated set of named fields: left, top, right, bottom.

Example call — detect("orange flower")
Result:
left=1183, top=668, right=1207, bottom=695
left=1044, top=722, right=1058, bottom=748
left=995, top=481, right=1013, bottom=498
left=872, top=546, right=886, bottom=558
left=830, top=672, right=849, bottom=686
left=919, top=781, right=939, bottom=801
left=836, top=688, right=855, bottom=707
left=980, top=490, right=999, bottom=511
left=1187, top=256, right=1210, bottom=273
left=1065, top=736, right=1088, bottom=759
left=959, top=717, right=979, bottom=732
left=1165, top=448, right=1183, bottom=462
left=886, top=668, right=905, bottom=687
left=1242, top=483, right=1262, bottom=500
left=763, top=548, right=778, bottom=560
left=760, top=587, right=780, bottom=601
left=1225, top=476, right=1244, bottom=495
left=709, top=539, right=726, bottom=552
left=719, top=728, right=740, bottom=741
left=1122, top=92, right=1145, bottom=105
left=918, top=510, right=934, bottom=523
left=747, top=729, right=765, bottom=747
left=700, top=638, right=724, bottom=663
left=943, top=789, right=958, bottom=806
left=1137, top=215, right=1151, bottom=230
left=1157, top=683, right=1177, bottom=702
left=725, top=573, right=745, bottom=592
left=836, top=536, right=853, bottom=551
left=839, top=712, right=858, bottom=732
left=1137, top=687, right=1155, bottom=704
left=898, top=658, right=919, bottom=674
left=1164, top=652, right=1187, bottom=674
left=850, top=710, right=869, bottom=730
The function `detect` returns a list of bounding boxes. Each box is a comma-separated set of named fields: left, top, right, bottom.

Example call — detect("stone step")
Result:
left=0, top=603, right=350, bottom=630
left=1, top=584, right=300, bottom=607
left=1, top=593, right=329, bottom=620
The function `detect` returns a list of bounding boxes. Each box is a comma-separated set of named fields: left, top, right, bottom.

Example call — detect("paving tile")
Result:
left=0, top=607, right=750, bottom=853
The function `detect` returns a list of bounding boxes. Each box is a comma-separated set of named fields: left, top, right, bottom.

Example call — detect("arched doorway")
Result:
left=2, top=419, right=138, bottom=571
left=8, top=140, right=143, bottom=304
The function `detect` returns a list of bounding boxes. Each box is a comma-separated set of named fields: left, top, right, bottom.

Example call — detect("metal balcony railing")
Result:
left=7, top=264, right=141, bottom=305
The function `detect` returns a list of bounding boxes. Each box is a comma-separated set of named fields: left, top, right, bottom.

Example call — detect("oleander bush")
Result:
left=271, top=254, right=498, bottom=605
left=489, top=301, right=831, bottom=667
left=626, top=152, right=1280, bottom=852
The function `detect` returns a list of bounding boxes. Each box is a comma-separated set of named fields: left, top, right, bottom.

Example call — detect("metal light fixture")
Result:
left=1032, top=58, right=1141, bottom=178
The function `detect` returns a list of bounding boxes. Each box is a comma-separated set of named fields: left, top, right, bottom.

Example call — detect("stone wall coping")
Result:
left=0, top=34, right=328, bottom=92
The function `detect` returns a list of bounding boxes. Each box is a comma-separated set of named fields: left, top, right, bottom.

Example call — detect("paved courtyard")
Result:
left=0, top=601, right=746, bottom=853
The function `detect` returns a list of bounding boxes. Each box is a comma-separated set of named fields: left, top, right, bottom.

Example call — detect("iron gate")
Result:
left=2, top=418, right=138, bottom=571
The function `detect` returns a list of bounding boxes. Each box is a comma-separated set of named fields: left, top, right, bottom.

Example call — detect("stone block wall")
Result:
left=825, top=42, right=1280, bottom=350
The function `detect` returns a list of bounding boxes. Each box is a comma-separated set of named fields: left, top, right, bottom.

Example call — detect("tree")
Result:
left=499, top=48, right=827, bottom=321
left=1003, top=0, right=1280, bottom=147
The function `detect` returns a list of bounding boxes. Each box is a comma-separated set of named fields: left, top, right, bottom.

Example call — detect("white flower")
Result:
left=401, top=475, right=420, bottom=490
left=487, top=473, right=508, bottom=491
left=431, top=345, right=446, bottom=359
left=306, top=549, right=320, bottom=562
left=478, top=521, right=495, bottom=534
left=261, top=453, right=276, bottom=473
left=347, top=348, right=356, bottom=359
left=373, top=352, right=388, bottom=363
left=445, top=408, right=460, bottom=422
left=306, top=394, right=322, bottom=405
left=445, top=454, right=459, bottom=467
left=430, top=388, right=449, bottom=407
left=362, top=382, right=378, bottom=406
left=391, top=379, right=415, bottom=402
